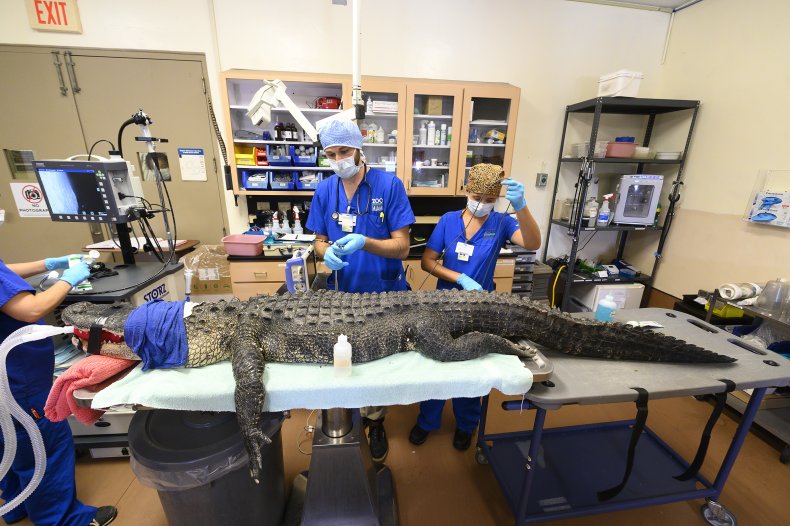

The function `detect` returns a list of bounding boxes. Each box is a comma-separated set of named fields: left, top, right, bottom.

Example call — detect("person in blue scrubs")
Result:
left=408, top=163, right=541, bottom=451
left=306, top=118, right=415, bottom=462
left=0, top=255, right=117, bottom=526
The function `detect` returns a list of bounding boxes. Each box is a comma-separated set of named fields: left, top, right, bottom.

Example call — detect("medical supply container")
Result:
left=221, top=234, right=264, bottom=257
left=597, top=70, right=643, bottom=97
left=334, top=334, right=352, bottom=377
left=128, top=410, right=285, bottom=526
left=594, top=294, right=618, bottom=322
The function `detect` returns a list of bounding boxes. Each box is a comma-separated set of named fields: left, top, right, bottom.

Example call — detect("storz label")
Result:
left=143, top=283, right=168, bottom=302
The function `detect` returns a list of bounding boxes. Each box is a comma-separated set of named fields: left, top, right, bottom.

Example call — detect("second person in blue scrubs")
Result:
left=408, top=163, right=540, bottom=451
left=306, top=119, right=415, bottom=462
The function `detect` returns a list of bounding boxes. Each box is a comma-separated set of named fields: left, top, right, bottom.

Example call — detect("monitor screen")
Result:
left=37, top=167, right=109, bottom=219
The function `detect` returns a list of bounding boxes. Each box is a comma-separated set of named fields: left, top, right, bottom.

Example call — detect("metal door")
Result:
left=0, top=48, right=97, bottom=262
left=66, top=52, right=228, bottom=246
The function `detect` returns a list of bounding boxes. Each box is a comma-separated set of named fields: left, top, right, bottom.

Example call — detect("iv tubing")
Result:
left=0, top=324, right=75, bottom=515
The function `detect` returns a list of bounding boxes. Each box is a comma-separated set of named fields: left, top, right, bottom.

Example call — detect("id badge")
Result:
left=455, top=242, right=474, bottom=262
left=339, top=213, right=357, bottom=233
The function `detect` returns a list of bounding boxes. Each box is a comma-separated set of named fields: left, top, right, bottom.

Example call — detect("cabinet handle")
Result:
left=63, top=51, right=81, bottom=94
left=253, top=272, right=268, bottom=277
left=51, top=51, right=68, bottom=96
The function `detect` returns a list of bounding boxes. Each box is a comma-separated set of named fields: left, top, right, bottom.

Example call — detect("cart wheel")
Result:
left=780, top=445, right=790, bottom=464
left=475, top=446, right=488, bottom=465
left=701, top=501, right=737, bottom=526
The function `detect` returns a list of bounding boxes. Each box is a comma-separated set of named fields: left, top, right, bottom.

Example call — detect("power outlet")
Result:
left=536, top=173, right=549, bottom=187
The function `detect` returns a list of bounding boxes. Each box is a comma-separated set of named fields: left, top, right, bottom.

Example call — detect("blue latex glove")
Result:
left=45, top=254, right=81, bottom=270
left=323, top=245, right=349, bottom=271
left=501, top=179, right=527, bottom=211
left=456, top=273, right=483, bottom=291
left=59, top=262, right=91, bottom=287
left=333, top=234, right=366, bottom=256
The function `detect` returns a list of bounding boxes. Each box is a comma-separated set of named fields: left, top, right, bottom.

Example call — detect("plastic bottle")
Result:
left=584, top=198, right=598, bottom=227
left=594, top=294, right=617, bottom=322
left=367, top=96, right=373, bottom=110
left=447, top=126, right=452, bottom=145
left=419, top=122, right=427, bottom=145
left=440, top=123, right=447, bottom=146
left=333, top=334, right=352, bottom=377
left=597, top=193, right=613, bottom=226
left=292, top=206, right=304, bottom=235
left=427, top=121, right=436, bottom=146
left=653, top=203, right=662, bottom=227
left=375, top=127, right=385, bottom=144
left=271, top=211, right=282, bottom=236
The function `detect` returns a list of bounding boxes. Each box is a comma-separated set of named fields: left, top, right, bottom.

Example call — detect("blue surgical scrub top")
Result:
left=427, top=211, right=519, bottom=292
left=0, top=261, right=55, bottom=399
left=306, top=167, right=415, bottom=293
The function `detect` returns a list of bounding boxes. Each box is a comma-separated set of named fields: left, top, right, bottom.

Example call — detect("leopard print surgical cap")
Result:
left=467, top=163, right=505, bottom=196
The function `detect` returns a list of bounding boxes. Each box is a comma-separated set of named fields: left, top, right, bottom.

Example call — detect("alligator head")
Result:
left=61, top=302, right=140, bottom=361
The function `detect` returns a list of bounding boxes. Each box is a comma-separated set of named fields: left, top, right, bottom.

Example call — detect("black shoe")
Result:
left=367, top=419, right=389, bottom=462
left=89, top=506, right=117, bottom=526
left=4, top=515, right=28, bottom=525
left=453, top=429, right=473, bottom=451
left=408, top=424, right=430, bottom=445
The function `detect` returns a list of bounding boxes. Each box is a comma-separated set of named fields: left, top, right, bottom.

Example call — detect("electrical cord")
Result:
left=87, top=139, right=116, bottom=161
left=296, top=410, right=318, bottom=455
left=550, top=264, right=567, bottom=309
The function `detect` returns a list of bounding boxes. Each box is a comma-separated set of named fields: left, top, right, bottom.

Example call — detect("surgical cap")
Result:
left=318, top=119, right=363, bottom=150
left=467, top=164, right=505, bottom=196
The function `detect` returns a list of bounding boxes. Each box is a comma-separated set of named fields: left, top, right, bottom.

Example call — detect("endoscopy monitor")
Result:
left=33, top=160, right=137, bottom=223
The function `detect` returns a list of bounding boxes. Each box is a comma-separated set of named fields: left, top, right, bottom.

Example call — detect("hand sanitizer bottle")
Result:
left=334, top=334, right=352, bottom=377
left=594, top=294, right=617, bottom=322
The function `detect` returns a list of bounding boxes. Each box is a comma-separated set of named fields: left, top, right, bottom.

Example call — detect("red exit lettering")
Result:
left=34, top=0, right=68, bottom=26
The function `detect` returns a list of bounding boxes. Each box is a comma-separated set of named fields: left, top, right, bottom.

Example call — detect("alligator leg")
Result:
left=230, top=325, right=273, bottom=484
left=407, top=315, right=534, bottom=362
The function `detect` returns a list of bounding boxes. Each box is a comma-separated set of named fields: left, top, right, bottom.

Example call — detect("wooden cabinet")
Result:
left=229, top=260, right=290, bottom=300
left=402, top=257, right=515, bottom=292
left=220, top=70, right=520, bottom=199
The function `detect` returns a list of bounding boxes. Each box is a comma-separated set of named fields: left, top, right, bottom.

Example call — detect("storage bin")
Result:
left=295, top=171, right=322, bottom=190
left=605, top=141, right=636, bottom=158
left=597, top=70, right=643, bottom=97
left=241, top=170, right=268, bottom=190
left=268, top=171, right=296, bottom=190
left=221, top=234, right=264, bottom=256
left=290, top=145, right=317, bottom=167
left=234, top=146, right=255, bottom=166
left=266, top=145, right=292, bottom=167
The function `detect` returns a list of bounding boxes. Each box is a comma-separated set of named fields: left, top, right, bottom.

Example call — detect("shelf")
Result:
left=413, top=114, right=453, bottom=120
left=361, top=143, right=397, bottom=148
left=237, top=165, right=334, bottom=171
left=560, top=157, right=683, bottom=164
left=368, top=164, right=396, bottom=169
left=364, top=112, right=398, bottom=118
left=230, top=105, right=342, bottom=114
left=239, top=190, right=315, bottom=196
left=412, top=145, right=451, bottom=149
left=726, top=393, right=790, bottom=450
left=413, top=166, right=449, bottom=170
left=566, top=97, right=699, bottom=115
left=569, top=272, right=652, bottom=284
left=233, top=139, right=313, bottom=145
left=469, top=120, right=508, bottom=126
left=551, top=219, right=663, bottom=232
left=467, top=143, right=506, bottom=148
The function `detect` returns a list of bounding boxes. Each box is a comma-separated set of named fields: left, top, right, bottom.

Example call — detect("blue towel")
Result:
left=125, top=299, right=187, bottom=371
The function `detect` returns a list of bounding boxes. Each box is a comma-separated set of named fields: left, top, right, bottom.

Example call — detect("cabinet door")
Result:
left=404, top=83, right=463, bottom=196
left=402, top=260, right=438, bottom=291
left=0, top=48, right=96, bottom=261
left=222, top=71, right=349, bottom=196
left=359, top=77, right=406, bottom=184
left=456, top=85, right=520, bottom=195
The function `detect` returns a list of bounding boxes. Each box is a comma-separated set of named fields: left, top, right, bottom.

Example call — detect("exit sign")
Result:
left=26, top=0, right=82, bottom=33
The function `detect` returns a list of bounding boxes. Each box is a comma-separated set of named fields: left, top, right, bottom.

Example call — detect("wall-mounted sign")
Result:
left=26, top=0, right=82, bottom=33
left=10, top=182, right=49, bottom=218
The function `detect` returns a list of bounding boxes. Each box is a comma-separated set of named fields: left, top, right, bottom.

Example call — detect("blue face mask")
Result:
left=329, top=153, right=360, bottom=179
left=467, top=197, right=495, bottom=217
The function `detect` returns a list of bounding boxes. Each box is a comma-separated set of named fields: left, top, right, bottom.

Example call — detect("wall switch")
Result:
left=536, top=173, right=548, bottom=187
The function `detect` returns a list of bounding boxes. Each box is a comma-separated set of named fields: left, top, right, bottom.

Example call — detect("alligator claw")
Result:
left=245, top=427, right=272, bottom=483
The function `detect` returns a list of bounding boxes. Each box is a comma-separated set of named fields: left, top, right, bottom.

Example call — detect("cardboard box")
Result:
left=182, top=245, right=232, bottom=296
left=732, top=389, right=790, bottom=410
left=424, top=96, right=444, bottom=115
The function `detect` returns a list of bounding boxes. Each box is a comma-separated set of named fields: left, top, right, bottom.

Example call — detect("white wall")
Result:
left=1, top=0, right=672, bottom=245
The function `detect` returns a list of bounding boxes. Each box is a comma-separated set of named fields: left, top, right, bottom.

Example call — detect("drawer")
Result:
left=494, top=258, right=515, bottom=278
left=232, top=281, right=284, bottom=300
left=230, top=261, right=287, bottom=283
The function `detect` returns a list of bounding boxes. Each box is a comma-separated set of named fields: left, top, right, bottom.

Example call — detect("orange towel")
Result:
left=45, top=354, right=137, bottom=425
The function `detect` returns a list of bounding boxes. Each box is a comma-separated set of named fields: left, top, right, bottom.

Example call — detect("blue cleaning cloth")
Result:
left=125, top=299, right=188, bottom=371
left=318, top=119, right=363, bottom=150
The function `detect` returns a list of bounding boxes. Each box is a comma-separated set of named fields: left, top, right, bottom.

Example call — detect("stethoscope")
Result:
left=331, top=166, right=372, bottom=222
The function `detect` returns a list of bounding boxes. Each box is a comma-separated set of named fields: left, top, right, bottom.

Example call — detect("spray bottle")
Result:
left=272, top=211, right=282, bottom=237
left=597, top=193, right=614, bottom=227
left=292, top=206, right=304, bottom=236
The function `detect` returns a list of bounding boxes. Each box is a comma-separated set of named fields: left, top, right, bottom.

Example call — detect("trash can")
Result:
left=128, top=409, right=285, bottom=526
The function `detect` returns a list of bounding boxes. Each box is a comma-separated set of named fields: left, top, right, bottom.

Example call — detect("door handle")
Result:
left=63, top=51, right=81, bottom=94
left=51, top=51, right=68, bottom=96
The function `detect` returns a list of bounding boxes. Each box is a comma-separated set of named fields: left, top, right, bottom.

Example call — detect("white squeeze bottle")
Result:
left=419, top=122, right=427, bottom=145
left=594, top=294, right=617, bottom=322
left=334, top=334, right=352, bottom=377
left=427, top=121, right=436, bottom=146
left=440, top=123, right=447, bottom=145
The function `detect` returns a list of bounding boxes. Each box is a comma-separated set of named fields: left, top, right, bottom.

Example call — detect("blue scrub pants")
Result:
left=417, top=397, right=482, bottom=435
left=0, top=389, right=96, bottom=526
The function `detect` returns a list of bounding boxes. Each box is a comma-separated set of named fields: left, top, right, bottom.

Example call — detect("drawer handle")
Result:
left=253, top=272, right=268, bottom=277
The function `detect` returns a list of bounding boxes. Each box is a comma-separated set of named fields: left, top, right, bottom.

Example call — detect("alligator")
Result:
left=62, top=289, right=735, bottom=482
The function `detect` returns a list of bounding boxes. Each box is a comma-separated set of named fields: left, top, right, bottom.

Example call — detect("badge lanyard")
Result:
left=332, top=174, right=372, bottom=233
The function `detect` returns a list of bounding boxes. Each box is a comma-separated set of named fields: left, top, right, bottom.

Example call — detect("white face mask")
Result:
left=467, top=198, right=495, bottom=217
left=328, top=153, right=360, bottom=180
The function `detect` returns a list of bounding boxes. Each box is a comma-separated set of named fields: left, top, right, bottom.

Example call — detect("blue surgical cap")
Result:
left=318, top=119, right=363, bottom=150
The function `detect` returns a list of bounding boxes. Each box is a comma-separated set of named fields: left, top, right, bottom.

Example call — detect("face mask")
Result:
left=467, top=198, right=495, bottom=217
left=329, top=153, right=360, bottom=180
